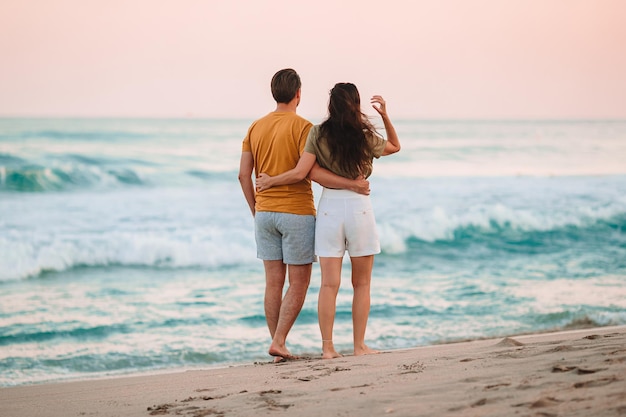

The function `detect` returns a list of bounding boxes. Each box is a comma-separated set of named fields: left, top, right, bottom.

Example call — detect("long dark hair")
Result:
left=319, top=83, right=377, bottom=179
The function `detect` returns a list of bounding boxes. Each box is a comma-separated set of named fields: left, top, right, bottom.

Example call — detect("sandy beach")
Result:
left=1, top=325, right=625, bottom=417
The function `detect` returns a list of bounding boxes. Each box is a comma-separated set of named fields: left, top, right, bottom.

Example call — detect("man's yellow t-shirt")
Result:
left=242, top=112, right=315, bottom=215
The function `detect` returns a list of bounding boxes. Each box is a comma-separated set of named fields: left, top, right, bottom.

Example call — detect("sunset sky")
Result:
left=1, top=0, right=625, bottom=120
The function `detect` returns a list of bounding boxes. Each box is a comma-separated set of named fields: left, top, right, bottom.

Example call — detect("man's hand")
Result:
left=350, top=176, right=370, bottom=195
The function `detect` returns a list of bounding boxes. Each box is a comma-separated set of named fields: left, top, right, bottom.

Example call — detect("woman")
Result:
left=256, top=83, right=401, bottom=359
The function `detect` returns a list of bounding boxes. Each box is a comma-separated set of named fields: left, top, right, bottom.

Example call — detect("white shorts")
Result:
left=315, top=188, right=381, bottom=257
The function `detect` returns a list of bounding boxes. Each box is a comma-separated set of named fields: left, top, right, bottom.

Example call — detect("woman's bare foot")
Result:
left=354, top=344, right=379, bottom=356
left=321, top=340, right=343, bottom=359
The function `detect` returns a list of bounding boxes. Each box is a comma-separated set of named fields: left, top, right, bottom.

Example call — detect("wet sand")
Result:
left=1, top=325, right=625, bottom=416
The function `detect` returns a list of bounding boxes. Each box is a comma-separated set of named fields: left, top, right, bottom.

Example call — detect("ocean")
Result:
left=1, top=118, right=625, bottom=387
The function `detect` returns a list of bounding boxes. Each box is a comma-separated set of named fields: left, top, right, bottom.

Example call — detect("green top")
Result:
left=304, top=124, right=386, bottom=179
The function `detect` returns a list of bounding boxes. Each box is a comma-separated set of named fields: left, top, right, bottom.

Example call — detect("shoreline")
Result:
left=2, top=320, right=611, bottom=389
left=2, top=325, right=625, bottom=417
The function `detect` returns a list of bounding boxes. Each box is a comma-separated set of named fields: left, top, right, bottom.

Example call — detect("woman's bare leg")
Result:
left=318, top=257, right=343, bottom=359
left=351, top=255, right=379, bottom=356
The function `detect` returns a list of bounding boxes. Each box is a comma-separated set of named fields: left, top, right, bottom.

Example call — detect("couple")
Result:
left=238, top=68, right=400, bottom=361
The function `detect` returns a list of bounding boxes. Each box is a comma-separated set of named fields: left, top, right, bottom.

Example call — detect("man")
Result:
left=238, top=68, right=369, bottom=360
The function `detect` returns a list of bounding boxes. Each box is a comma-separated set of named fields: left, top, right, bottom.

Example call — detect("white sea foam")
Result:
left=0, top=232, right=257, bottom=281
left=376, top=197, right=626, bottom=252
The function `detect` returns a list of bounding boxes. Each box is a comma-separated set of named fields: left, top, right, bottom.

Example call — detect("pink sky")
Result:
left=1, top=0, right=625, bottom=119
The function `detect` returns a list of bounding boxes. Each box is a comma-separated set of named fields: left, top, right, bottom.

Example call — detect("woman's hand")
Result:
left=371, top=95, right=387, bottom=117
left=255, top=173, right=273, bottom=192
left=351, top=175, right=370, bottom=195
left=373, top=94, right=401, bottom=156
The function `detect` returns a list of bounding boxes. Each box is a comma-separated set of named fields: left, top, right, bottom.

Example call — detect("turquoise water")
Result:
left=1, top=118, right=626, bottom=386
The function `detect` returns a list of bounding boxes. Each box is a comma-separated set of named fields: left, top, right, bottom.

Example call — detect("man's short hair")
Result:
left=271, top=69, right=301, bottom=104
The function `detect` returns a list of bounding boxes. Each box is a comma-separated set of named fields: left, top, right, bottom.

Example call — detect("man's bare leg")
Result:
left=318, top=257, right=343, bottom=359
left=351, top=255, right=379, bottom=356
left=268, top=263, right=311, bottom=359
left=263, top=260, right=286, bottom=360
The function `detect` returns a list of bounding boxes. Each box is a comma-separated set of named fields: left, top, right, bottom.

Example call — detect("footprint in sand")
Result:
left=398, top=362, right=425, bottom=374
left=547, top=345, right=575, bottom=353
left=330, top=383, right=371, bottom=392
left=550, top=364, right=606, bottom=374
left=256, top=390, right=292, bottom=410
left=147, top=403, right=174, bottom=415
left=576, top=367, right=607, bottom=374
left=147, top=394, right=227, bottom=416
left=484, top=382, right=511, bottom=391
left=530, top=396, right=562, bottom=408
left=573, top=376, right=620, bottom=388
left=552, top=364, right=577, bottom=373
left=460, top=357, right=481, bottom=362
left=512, top=396, right=561, bottom=411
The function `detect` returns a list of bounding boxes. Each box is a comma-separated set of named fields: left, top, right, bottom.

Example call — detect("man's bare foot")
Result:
left=321, top=340, right=343, bottom=359
left=354, top=345, right=379, bottom=356
left=273, top=356, right=286, bottom=363
left=269, top=342, right=298, bottom=360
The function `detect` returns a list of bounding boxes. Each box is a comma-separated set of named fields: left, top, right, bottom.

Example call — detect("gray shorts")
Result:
left=255, top=212, right=316, bottom=265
